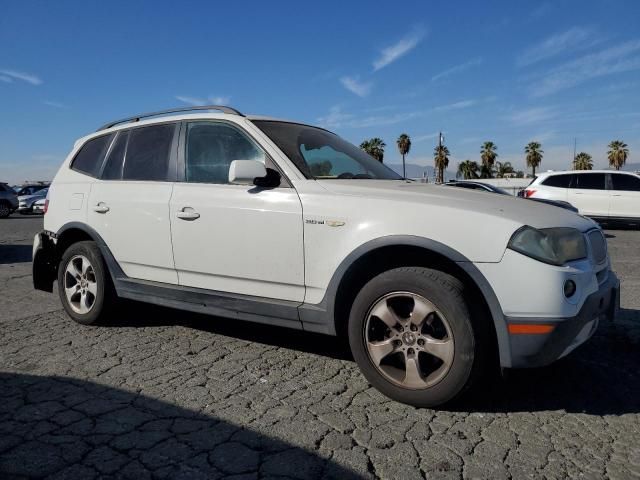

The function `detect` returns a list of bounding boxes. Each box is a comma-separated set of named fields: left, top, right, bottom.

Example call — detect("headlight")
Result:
left=508, top=226, right=587, bottom=266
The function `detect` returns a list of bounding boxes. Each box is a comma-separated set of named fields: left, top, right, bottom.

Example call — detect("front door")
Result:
left=567, top=172, right=609, bottom=217
left=609, top=173, right=640, bottom=219
left=169, top=121, right=305, bottom=302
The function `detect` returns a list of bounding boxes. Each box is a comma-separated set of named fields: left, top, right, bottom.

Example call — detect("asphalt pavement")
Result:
left=1, top=215, right=639, bottom=479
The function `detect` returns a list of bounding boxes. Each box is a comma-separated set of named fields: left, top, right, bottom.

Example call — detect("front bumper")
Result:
left=506, top=272, right=619, bottom=368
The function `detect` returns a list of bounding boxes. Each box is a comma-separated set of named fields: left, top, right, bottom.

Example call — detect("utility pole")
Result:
left=573, top=137, right=577, bottom=169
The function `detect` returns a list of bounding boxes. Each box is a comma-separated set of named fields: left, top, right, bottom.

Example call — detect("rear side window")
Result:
left=101, top=131, right=128, bottom=180
left=122, top=124, right=176, bottom=181
left=71, top=134, right=114, bottom=177
left=573, top=173, right=606, bottom=190
left=611, top=173, right=640, bottom=191
left=542, top=174, right=573, bottom=188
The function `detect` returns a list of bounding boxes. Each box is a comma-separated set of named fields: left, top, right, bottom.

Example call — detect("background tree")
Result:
left=515, top=170, right=525, bottom=178
left=608, top=140, right=629, bottom=170
left=480, top=142, right=498, bottom=179
left=396, top=133, right=411, bottom=178
left=573, top=152, right=593, bottom=170
left=525, top=141, right=543, bottom=176
left=494, top=161, right=514, bottom=178
left=433, top=145, right=450, bottom=183
left=360, top=138, right=386, bottom=162
left=457, top=160, right=480, bottom=179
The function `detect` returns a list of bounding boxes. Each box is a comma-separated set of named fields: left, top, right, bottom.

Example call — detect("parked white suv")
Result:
left=524, top=170, right=640, bottom=224
left=33, top=106, right=619, bottom=407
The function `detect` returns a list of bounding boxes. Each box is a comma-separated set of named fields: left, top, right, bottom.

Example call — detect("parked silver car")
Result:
left=18, top=187, right=48, bottom=214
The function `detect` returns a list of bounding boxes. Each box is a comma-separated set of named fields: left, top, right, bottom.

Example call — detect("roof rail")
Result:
left=96, top=105, right=244, bottom=131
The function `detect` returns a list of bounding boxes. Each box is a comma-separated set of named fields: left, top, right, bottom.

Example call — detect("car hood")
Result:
left=317, top=180, right=597, bottom=232
left=19, top=193, right=46, bottom=202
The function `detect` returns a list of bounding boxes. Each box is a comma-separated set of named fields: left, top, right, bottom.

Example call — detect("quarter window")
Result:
left=101, top=131, right=128, bottom=180
left=611, top=173, right=640, bottom=191
left=185, top=122, right=265, bottom=184
left=542, top=174, right=573, bottom=188
left=122, top=124, right=176, bottom=181
left=72, top=133, right=114, bottom=177
left=573, top=173, right=606, bottom=190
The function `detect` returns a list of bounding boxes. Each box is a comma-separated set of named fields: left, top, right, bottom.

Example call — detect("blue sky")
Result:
left=1, top=0, right=639, bottom=183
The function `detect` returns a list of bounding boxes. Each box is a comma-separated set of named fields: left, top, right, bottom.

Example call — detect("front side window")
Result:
left=122, top=124, right=175, bottom=181
left=573, top=173, right=606, bottom=190
left=611, top=173, right=640, bottom=191
left=542, top=174, right=573, bottom=188
left=71, top=133, right=114, bottom=177
left=253, top=120, right=402, bottom=180
left=185, top=122, right=265, bottom=184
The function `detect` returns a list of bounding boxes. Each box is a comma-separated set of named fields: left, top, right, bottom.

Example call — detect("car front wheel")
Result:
left=57, top=241, right=115, bottom=325
left=348, top=267, right=483, bottom=407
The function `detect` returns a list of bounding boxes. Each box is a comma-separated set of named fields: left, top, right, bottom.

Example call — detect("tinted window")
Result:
left=72, top=134, right=114, bottom=177
left=611, top=173, right=640, bottom=191
left=186, top=122, right=265, bottom=184
left=122, top=124, right=175, bottom=181
left=101, top=131, right=128, bottom=180
left=542, top=174, right=573, bottom=188
left=573, top=173, right=606, bottom=190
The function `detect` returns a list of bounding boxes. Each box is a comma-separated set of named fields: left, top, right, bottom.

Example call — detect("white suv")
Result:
left=33, top=106, right=619, bottom=407
left=524, top=170, right=640, bottom=224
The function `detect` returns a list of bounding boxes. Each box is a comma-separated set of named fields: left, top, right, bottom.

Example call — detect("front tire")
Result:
left=57, top=241, right=115, bottom=325
left=348, top=267, right=482, bottom=407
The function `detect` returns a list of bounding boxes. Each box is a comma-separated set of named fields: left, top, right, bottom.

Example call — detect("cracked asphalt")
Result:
left=1, top=216, right=639, bottom=479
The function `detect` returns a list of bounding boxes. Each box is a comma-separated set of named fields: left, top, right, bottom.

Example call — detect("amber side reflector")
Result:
left=508, top=324, right=555, bottom=335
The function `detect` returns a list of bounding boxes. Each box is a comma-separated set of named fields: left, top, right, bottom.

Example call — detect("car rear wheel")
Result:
left=57, top=241, right=116, bottom=325
left=348, top=267, right=483, bottom=407
left=0, top=201, right=10, bottom=218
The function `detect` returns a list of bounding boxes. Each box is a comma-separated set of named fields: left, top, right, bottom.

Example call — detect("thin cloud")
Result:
left=175, top=95, right=231, bottom=106
left=317, top=106, right=420, bottom=129
left=0, top=75, right=12, bottom=83
left=432, top=57, right=482, bottom=82
left=517, top=27, right=601, bottom=67
left=413, top=132, right=440, bottom=143
left=0, top=69, right=42, bottom=85
left=373, top=27, right=426, bottom=71
left=529, top=40, right=640, bottom=96
left=432, top=99, right=477, bottom=112
left=43, top=100, right=68, bottom=109
left=340, top=76, right=372, bottom=97
left=506, top=106, right=557, bottom=126
left=316, top=106, right=354, bottom=129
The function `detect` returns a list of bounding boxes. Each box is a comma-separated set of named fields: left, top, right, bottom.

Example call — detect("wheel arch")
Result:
left=300, top=235, right=511, bottom=367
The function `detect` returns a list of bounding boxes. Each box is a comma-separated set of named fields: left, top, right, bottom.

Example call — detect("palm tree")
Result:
left=457, top=160, right=480, bottom=179
left=494, top=161, right=515, bottom=178
left=396, top=134, right=411, bottom=178
left=573, top=152, right=593, bottom=170
left=608, top=140, right=629, bottom=170
left=480, top=142, right=498, bottom=178
left=360, top=138, right=386, bottom=162
left=434, top=145, right=450, bottom=183
left=525, top=141, right=543, bottom=176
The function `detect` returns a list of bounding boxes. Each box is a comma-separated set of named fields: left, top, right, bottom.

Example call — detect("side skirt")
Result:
left=114, top=277, right=304, bottom=331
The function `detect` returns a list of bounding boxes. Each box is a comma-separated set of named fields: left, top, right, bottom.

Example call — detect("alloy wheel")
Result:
left=64, top=255, right=98, bottom=314
left=364, top=292, right=455, bottom=389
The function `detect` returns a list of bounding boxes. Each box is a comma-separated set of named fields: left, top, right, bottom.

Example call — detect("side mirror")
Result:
left=228, top=160, right=267, bottom=185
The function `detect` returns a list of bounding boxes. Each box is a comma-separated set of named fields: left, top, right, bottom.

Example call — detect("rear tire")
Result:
left=57, top=241, right=116, bottom=325
left=0, top=201, right=10, bottom=218
left=348, top=267, right=484, bottom=407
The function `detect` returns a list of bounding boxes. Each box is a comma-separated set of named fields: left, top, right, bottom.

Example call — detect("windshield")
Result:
left=252, top=120, right=402, bottom=180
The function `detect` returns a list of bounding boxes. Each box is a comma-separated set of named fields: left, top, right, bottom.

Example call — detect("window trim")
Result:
left=70, top=132, right=116, bottom=178
left=178, top=119, right=292, bottom=188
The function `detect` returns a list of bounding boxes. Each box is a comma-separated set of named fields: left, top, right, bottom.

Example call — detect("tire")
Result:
left=57, top=241, right=116, bottom=325
left=0, top=202, right=10, bottom=218
left=348, top=267, right=484, bottom=407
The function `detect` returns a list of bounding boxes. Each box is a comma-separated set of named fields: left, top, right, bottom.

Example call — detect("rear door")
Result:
left=88, top=122, right=179, bottom=284
left=169, top=120, right=305, bottom=301
left=567, top=173, right=609, bottom=217
left=609, top=173, right=640, bottom=219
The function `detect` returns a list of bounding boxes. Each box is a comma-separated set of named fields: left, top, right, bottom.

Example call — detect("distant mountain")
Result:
left=386, top=163, right=456, bottom=181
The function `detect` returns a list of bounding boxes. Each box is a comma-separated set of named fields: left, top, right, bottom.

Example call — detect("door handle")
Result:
left=176, top=208, right=200, bottom=220
left=93, top=203, right=110, bottom=213
left=612, top=194, right=622, bottom=197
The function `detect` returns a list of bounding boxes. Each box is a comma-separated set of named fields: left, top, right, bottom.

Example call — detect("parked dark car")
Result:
left=0, top=182, right=19, bottom=218
left=446, top=180, right=579, bottom=212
